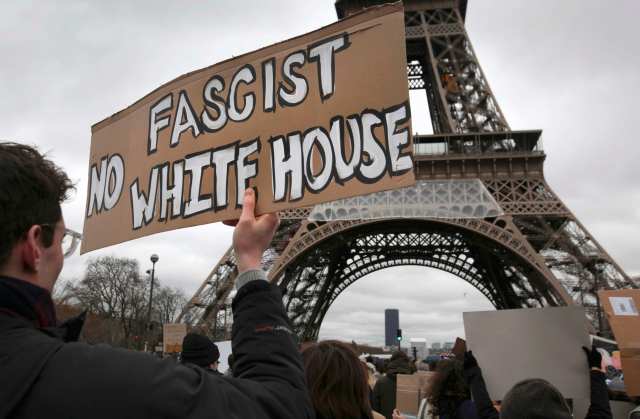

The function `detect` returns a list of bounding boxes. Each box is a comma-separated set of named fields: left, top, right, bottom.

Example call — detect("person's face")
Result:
left=39, top=219, right=65, bottom=291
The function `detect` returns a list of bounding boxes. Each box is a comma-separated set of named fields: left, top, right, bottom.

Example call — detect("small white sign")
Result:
left=609, top=297, right=639, bottom=316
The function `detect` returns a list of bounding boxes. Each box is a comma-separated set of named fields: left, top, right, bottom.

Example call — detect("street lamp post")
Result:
left=146, top=254, right=159, bottom=351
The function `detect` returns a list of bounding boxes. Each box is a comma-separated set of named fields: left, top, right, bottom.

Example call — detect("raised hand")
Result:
left=463, top=350, right=479, bottom=370
left=232, top=188, right=280, bottom=273
left=582, top=346, right=603, bottom=371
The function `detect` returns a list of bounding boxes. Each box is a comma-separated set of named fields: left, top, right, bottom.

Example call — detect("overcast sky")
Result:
left=1, top=0, right=638, bottom=347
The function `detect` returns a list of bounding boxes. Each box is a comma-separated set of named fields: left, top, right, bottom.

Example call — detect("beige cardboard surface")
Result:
left=396, top=372, right=435, bottom=415
left=82, top=3, right=414, bottom=253
left=463, top=306, right=591, bottom=401
left=163, top=323, right=187, bottom=354
left=599, top=289, right=640, bottom=396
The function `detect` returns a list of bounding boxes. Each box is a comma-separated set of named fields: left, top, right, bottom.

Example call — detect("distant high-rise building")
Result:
left=431, top=342, right=441, bottom=350
left=443, top=342, right=455, bottom=351
left=384, top=309, right=399, bottom=347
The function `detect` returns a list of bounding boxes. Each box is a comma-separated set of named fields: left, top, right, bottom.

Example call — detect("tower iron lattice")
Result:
left=178, top=0, right=637, bottom=341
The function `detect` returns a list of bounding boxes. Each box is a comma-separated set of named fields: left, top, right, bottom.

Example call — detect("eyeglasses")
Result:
left=40, top=224, right=82, bottom=258
left=61, top=228, right=82, bottom=258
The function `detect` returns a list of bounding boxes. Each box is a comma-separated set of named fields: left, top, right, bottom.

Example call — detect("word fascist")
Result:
left=147, top=34, right=351, bottom=155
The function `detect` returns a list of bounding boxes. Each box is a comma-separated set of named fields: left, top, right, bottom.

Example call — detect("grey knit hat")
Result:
left=500, top=378, right=572, bottom=419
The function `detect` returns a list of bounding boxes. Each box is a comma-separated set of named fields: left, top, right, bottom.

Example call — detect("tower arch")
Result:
left=271, top=217, right=572, bottom=341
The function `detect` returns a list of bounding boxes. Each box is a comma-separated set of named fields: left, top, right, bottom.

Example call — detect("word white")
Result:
left=129, top=139, right=259, bottom=229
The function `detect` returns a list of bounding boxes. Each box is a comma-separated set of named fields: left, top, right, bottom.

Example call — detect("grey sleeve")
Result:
left=235, top=269, right=268, bottom=290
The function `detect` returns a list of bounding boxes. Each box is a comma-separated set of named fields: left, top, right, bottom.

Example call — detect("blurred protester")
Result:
left=360, top=354, right=379, bottom=390
left=303, top=340, right=384, bottom=419
left=0, top=144, right=312, bottom=419
left=180, top=333, right=222, bottom=375
left=367, top=355, right=385, bottom=376
left=373, top=350, right=415, bottom=419
left=462, top=347, right=612, bottom=419
left=392, top=358, right=478, bottom=419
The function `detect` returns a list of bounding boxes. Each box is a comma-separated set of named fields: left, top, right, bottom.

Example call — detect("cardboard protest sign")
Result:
left=396, top=372, right=436, bottom=415
left=598, top=289, right=640, bottom=396
left=463, top=306, right=591, bottom=401
left=82, top=3, right=414, bottom=253
left=163, top=323, right=187, bottom=354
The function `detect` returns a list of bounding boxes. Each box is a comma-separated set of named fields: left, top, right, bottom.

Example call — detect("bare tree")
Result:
left=72, top=256, right=149, bottom=346
left=153, top=286, right=187, bottom=325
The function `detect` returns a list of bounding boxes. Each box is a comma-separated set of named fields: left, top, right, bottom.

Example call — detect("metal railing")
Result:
left=413, top=130, right=544, bottom=157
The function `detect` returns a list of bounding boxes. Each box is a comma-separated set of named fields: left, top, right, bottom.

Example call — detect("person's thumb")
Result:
left=240, top=188, right=256, bottom=221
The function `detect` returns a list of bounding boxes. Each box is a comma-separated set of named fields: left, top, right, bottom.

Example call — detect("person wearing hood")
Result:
left=373, top=350, right=415, bottom=419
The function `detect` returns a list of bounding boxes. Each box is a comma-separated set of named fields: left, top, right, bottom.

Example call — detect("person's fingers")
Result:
left=257, top=212, right=280, bottom=232
left=240, top=188, right=256, bottom=221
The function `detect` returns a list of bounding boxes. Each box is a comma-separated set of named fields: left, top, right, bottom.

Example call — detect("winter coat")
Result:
left=0, top=276, right=314, bottom=419
left=372, top=356, right=415, bottom=419
left=463, top=365, right=612, bottom=419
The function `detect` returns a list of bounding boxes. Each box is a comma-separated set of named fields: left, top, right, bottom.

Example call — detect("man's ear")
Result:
left=21, top=225, right=44, bottom=273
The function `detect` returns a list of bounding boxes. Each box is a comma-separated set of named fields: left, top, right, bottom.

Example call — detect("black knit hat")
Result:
left=500, top=378, right=572, bottom=419
left=181, top=333, right=220, bottom=367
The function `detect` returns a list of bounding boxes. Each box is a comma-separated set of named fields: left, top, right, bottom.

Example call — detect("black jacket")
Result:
left=464, top=365, right=612, bottom=419
left=0, top=277, right=314, bottom=419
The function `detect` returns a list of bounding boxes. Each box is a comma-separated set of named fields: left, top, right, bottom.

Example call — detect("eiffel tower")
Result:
left=178, top=0, right=637, bottom=340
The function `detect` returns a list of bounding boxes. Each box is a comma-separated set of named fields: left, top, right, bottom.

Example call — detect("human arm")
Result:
left=583, top=346, right=612, bottom=419
left=463, top=351, right=500, bottom=419
left=22, top=189, right=313, bottom=419
left=225, top=187, right=313, bottom=417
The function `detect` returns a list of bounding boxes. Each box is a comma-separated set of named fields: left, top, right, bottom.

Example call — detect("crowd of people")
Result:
left=1, top=141, right=639, bottom=418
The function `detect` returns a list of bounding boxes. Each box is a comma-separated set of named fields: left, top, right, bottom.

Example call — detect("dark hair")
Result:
left=0, top=142, right=73, bottom=266
left=426, top=359, right=470, bottom=417
left=500, top=378, right=571, bottom=419
left=302, top=340, right=373, bottom=419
